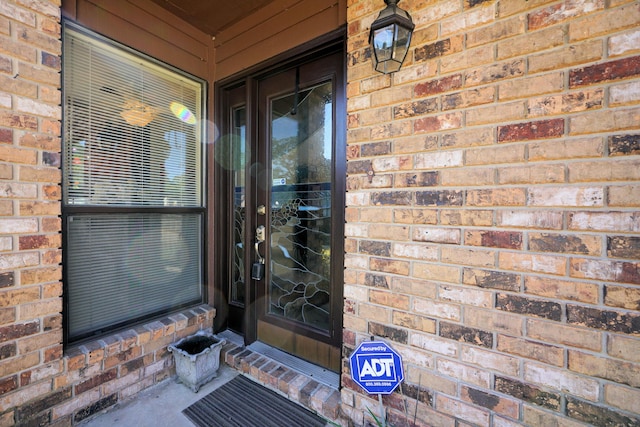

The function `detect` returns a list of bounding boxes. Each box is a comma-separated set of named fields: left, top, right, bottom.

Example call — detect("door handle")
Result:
left=254, top=225, right=265, bottom=264
left=255, top=225, right=265, bottom=243
left=252, top=225, right=266, bottom=280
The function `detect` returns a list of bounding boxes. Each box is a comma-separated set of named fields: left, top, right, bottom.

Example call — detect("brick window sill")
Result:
left=63, top=304, right=216, bottom=369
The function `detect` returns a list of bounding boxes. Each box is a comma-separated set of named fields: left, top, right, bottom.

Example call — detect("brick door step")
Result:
left=221, top=340, right=342, bottom=422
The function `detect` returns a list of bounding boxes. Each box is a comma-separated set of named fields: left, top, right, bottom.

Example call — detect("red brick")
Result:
left=19, top=234, right=60, bottom=250
left=498, top=119, right=564, bottom=143
left=465, top=230, right=522, bottom=250
left=0, top=376, right=18, bottom=395
left=413, top=74, right=462, bottom=97
left=570, top=56, right=640, bottom=88
left=0, top=320, right=39, bottom=343
left=0, top=111, right=38, bottom=130
left=0, top=128, right=12, bottom=143
left=414, top=112, right=462, bottom=133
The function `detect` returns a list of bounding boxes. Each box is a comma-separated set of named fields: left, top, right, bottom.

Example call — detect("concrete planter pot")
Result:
left=168, top=331, right=226, bottom=392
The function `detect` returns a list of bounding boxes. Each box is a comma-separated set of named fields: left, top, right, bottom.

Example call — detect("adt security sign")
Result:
left=349, top=341, right=404, bottom=394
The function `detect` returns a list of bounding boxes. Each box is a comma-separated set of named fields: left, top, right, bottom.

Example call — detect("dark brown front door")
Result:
left=217, top=46, right=345, bottom=372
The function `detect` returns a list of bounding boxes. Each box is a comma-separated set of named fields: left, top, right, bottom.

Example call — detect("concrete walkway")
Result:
left=79, top=365, right=239, bottom=427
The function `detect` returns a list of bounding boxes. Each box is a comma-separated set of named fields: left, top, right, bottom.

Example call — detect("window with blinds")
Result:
left=62, top=23, right=206, bottom=343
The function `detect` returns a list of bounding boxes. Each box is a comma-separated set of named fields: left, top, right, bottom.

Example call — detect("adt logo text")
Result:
left=357, top=355, right=395, bottom=381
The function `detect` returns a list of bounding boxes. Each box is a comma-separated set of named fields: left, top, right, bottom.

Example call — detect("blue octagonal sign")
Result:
left=349, top=340, right=404, bottom=395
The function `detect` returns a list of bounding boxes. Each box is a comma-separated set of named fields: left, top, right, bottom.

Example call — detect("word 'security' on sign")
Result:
left=349, top=340, right=404, bottom=395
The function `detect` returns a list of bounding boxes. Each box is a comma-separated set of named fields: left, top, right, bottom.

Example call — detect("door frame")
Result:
left=213, top=28, right=346, bottom=353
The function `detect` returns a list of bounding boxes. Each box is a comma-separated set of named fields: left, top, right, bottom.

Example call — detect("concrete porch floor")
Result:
left=78, top=364, right=240, bottom=426
left=78, top=335, right=342, bottom=426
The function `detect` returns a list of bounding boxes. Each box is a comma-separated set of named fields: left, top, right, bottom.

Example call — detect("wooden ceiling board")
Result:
left=148, top=0, right=277, bottom=36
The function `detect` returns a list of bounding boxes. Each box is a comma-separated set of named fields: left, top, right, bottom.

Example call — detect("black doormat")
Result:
left=182, top=375, right=327, bottom=427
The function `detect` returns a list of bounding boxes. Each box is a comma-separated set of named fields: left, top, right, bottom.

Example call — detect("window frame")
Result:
left=61, top=21, right=208, bottom=346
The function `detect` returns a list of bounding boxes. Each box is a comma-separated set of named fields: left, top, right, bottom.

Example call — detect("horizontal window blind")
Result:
left=63, top=27, right=203, bottom=207
left=62, top=23, right=206, bottom=343
left=66, top=214, right=203, bottom=341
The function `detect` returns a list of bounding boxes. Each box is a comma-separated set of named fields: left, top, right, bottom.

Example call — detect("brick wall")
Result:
left=344, top=0, right=640, bottom=426
left=0, top=1, right=215, bottom=426
left=2, top=0, right=639, bottom=425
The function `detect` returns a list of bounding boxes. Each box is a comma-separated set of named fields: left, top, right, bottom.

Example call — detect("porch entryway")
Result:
left=78, top=336, right=341, bottom=426
left=214, top=36, right=346, bottom=374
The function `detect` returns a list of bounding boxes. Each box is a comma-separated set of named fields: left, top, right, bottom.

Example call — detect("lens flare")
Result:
left=170, top=102, right=197, bottom=124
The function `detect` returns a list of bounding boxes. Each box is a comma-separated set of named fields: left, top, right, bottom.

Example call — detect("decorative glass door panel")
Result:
left=231, top=106, right=247, bottom=307
left=219, top=48, right=344, bottom=372
left=269, top=81, right=333, bottom=333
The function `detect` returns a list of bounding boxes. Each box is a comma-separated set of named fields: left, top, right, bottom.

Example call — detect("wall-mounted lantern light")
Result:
left=369, top=0, right=415, bottom=74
